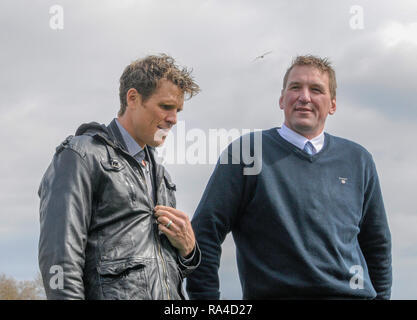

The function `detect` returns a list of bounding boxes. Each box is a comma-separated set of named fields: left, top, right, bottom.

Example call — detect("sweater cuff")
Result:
left=177, top=242, right=201, bottom=277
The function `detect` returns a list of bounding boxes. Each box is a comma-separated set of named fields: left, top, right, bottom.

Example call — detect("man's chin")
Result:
left=149, top=137, right=166, bottom=148
left=292, top=123, right=324, bottom=139
left=289, top=121, right=315, bottom=135
left=152, top=128, right=170, bottom=147
left=290, top=120, right=313, bottom=131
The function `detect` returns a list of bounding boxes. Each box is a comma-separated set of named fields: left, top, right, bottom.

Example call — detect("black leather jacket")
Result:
left=38, top=119, right=200, bottom=300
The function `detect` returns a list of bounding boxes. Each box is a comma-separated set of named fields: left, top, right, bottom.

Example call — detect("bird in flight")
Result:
left=253, top=51, right=273, bottom=61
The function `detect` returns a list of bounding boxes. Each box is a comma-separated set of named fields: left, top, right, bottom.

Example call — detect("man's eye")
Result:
left=312, top=88, right=322, bottom=93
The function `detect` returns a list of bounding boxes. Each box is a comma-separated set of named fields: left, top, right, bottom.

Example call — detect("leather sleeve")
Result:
left=38, top=145, right=93, bottom=299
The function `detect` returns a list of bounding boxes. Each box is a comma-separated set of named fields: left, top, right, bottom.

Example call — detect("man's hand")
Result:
left=154, top=205, right=196, bottom=257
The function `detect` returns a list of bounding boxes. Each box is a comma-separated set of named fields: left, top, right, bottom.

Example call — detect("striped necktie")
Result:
left=303, top=141, right=315, bottom=155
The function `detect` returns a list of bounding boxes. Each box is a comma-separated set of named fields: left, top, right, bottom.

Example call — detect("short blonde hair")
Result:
left=283, top=55, right=337, bottom=99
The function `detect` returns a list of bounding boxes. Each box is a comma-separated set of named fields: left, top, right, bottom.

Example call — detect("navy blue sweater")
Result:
left=186, top=128, right=392, bottom=299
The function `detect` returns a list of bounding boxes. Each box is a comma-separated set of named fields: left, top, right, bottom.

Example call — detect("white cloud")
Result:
left=381, top=21, right=417, bottom=47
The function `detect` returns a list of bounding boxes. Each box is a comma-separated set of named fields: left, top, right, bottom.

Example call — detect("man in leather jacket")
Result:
left=38, top=54, right=201, bottom=300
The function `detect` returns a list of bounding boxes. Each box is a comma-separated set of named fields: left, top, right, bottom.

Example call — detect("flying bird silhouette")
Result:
left=253, top=51, right=273, bottom=61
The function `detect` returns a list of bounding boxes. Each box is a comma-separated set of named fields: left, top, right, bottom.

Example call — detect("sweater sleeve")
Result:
left=186, top=144, right=247, bottom=300
left=358, top=159, right=392, bottom=299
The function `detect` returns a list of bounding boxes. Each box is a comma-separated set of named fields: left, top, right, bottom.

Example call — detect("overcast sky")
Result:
left=1, top=0, right=416, bottom=299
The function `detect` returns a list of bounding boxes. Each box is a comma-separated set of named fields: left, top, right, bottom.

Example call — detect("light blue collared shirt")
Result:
left=115, top=118, right=146, bottom=163
left=277, top=123, right=325, bottom=154
left=115, top=118, right=155, bottom=203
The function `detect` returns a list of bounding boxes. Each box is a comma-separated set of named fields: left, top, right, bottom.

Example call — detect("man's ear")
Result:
left=126, top=88, right=142, bottom=110
left=329, top=98, right=336, bottom=115
left=279, top=94, right=284, bottom=110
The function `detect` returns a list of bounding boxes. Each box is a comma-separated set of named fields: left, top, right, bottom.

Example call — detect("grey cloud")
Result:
left=1, top=0, right=417, bottom=299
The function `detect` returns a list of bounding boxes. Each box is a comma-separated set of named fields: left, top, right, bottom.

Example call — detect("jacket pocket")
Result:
left=100, top=158, right=137, bottom=207
left=98, top=259, right=151, bottom=300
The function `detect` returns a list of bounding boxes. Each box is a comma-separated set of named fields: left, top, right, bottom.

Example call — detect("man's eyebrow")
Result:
left=311, top=83, right=328, bottom=92
left=288, top=81, right=326, bottom=88
left=287, top=81, right=301, bottom=87
left=311, top=82, right=325, bottom=87
left=159, top=102, right=177, bottom=107
left=159, top=102, right=183, bottom=111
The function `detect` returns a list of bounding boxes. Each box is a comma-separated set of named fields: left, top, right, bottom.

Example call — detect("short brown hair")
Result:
left=282, top=55, right=337, bottom=99
left=118, top=54, right=200, bottom=116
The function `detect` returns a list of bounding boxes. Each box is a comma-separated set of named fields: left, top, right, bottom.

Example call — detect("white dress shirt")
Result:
left=277, top=124, right=325, bottom=154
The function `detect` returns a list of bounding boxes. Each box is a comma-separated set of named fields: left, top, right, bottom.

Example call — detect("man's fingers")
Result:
left=155, top=209, right=188, bottom=228
left=154, top=205, right=188, bottom=219
left=157, top=215, right=178, bottom=230
left=154, top=210, right=179, bottom=225
left=158, top=215, right=188, bottom=234
left=154, top=208, right=174, bottom=217
left=158, top=222, right=176, bottom=236
left=154, top=205, right=172, bottom=212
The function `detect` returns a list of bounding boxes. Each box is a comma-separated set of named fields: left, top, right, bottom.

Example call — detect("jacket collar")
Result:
left=75, top=118, right=167, bottom=202
left=107, top=119, right=158, bottom=157
left=107, top=118, right=165, bottom=189
left=106, top=118, right=129, bottom=151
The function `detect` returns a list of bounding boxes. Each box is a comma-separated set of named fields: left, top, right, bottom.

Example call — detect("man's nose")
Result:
left=298, top=88, right=311, bottom=103
left=166, top=110, right=177, bottom=125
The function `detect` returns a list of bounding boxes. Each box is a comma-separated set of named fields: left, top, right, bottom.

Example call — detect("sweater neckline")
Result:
left=269, top=127, right=331, bottom=162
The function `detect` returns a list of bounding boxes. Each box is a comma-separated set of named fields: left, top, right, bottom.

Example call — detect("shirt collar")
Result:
left=278, top=123, right=325, bottom=153
left=115, top=118, right=146, bottom=162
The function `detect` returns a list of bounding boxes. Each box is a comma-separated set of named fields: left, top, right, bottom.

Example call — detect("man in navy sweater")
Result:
left=186, top=55, right=392, bottom=299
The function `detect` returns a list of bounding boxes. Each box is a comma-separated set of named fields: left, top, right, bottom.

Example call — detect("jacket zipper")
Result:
left=135, top=157, right=171, bottom=300
left=96, top=134, right=172, bottom=299
left=157, top=233, right=171, bottom=300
